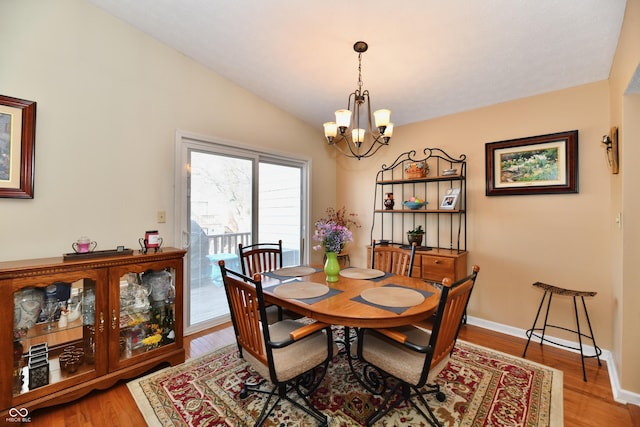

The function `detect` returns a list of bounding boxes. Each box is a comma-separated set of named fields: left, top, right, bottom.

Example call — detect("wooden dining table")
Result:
left=260, top=266, right=441, bottom=328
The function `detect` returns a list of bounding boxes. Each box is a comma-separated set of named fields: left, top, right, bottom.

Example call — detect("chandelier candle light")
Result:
left=323, top=41, right=393, bottom=160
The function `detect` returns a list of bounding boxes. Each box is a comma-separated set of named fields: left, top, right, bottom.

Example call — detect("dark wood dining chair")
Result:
left=219, top=260, right=334, bottom=427
left=370, top=241, right=417, bottom=277
left=238, top=240, right=283, bottom=276
left=238, top=240, right=284, bottom=321
left=355, top=265, right=480, bottom=427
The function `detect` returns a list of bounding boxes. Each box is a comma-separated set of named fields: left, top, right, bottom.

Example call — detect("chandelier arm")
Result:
left=331, top=135, right=362, bottom=159
left=356, top=134, right=388, bottom=158
left=363, top=91, right=376, bottom=135
left=330, top=133, right=388, bottom=160
left=346, top=134, right=362, bottom=158
left=347, top=91, right=356, bottom=112
left=353, top=92, right=361, bottom=137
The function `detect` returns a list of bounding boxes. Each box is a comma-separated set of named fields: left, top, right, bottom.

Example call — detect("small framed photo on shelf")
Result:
left=440, top=188, right=460, bottom=210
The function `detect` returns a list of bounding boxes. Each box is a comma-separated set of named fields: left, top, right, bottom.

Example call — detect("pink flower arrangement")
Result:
left=312, top=220, right=353, bottom=253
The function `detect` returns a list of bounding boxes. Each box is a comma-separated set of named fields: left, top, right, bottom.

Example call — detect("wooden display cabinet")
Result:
left=0, top=247, right=186, bottom=416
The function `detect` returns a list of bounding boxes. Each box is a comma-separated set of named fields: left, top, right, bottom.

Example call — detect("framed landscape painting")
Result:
left=0, top=95, right=37, bottom=198
left=485, top=130, right=578, bottom=196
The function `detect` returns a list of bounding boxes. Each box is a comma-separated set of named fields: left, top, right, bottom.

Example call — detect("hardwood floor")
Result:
left=27, top=322, right=639, bottom=426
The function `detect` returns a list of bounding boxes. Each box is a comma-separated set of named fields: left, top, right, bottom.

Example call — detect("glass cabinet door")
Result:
left=12, top=275, right=101, bottom=396
left=117, top=267, right=176, bottom=362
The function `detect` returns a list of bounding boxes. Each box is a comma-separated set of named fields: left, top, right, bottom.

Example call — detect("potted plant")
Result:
left=407, top=225, right=424, bottom=246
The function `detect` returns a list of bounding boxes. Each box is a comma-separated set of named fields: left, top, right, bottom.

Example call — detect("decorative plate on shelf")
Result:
left=403, top=200, right=427, bottom=210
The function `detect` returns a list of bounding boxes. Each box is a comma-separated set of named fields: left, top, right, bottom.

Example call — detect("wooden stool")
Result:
left=522, top=282, right=602, bottom=381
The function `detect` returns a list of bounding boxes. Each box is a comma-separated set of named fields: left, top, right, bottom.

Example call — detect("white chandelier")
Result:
left=323, top=41, right=393, bottom=160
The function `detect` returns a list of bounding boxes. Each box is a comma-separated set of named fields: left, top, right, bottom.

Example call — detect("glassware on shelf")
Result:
left=43, top=299, right=60, bottom=331
left=143, top=269, right=173, bottom=303
left=14, top=287, right=44, bottom=332
left=162, top=306, right=175, bottom=344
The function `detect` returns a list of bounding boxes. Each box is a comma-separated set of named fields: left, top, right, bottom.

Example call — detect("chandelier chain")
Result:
left=358, top=52, right=363, bottom=93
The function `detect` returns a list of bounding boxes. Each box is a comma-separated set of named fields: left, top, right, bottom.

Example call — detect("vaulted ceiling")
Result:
left=88, top=0, right=627, bottom=129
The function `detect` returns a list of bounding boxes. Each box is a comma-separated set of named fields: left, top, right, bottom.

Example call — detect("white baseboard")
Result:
left=466, top=315, right=640, bottom=406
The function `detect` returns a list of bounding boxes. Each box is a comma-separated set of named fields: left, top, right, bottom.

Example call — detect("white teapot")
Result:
left=66, top=300, right=82, bottom=322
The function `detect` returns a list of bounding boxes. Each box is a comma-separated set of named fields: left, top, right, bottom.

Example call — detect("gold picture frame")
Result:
left=0, top=95, right=37, bottom=198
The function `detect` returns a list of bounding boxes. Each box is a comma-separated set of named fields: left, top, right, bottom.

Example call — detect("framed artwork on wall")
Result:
left=485, top=130, right=578, bottom=196
left=0, top=95, right=37, bottom=199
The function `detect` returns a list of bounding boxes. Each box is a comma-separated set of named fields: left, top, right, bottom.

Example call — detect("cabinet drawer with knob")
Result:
left=420, top=251, right=467, bottom=283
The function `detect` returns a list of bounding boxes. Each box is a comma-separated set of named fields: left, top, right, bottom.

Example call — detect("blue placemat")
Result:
left=295, top=287, right=343, bottom=305
left=369, top=272, right=394, bottom=282
left=351, top=284, right=434, bottom=315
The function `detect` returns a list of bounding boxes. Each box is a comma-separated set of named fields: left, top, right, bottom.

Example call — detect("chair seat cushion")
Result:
left=245, top=319, right=330, bottom=383
left=360, top=326, right=448, bottom=386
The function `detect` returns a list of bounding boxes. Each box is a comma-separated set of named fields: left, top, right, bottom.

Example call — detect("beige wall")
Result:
left=0, top=0, right=334, bottom=262
left=609, top=0, right=640, bottom=396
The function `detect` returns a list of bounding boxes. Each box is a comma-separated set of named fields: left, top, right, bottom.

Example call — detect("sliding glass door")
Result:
left=175, top=134, right=307, bottom=334
left=259, top=161, right=303, bottom=266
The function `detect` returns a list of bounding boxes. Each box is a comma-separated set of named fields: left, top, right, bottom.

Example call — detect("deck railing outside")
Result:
left=190, top=230, right=299, bottom=290
left=206, top=232, right=251, bottom=254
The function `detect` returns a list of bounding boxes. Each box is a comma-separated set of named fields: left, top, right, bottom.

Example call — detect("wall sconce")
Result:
left=602, top=127, right=619, bottom=174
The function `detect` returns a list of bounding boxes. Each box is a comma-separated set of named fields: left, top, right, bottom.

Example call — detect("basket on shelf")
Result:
left=404, top=162, right=428, bottom=179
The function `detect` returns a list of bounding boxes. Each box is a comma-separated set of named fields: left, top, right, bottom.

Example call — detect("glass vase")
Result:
left=324, top=251, right=340, bottom=282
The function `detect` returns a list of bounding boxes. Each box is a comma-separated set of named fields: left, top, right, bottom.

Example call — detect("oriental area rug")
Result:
left=128, top=340, right=563, bottom=427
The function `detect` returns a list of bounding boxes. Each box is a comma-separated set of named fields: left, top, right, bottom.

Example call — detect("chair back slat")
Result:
left=430, top=276, right=475, bottom=367
left=371, top=241, right=416, bottom=277
left=238, top=240, right=283, bottom=276
left=220, top=265, right=268, bottom=365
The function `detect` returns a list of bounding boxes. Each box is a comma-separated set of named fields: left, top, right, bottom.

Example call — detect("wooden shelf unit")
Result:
left=371, top=148, right=468, bottom=281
